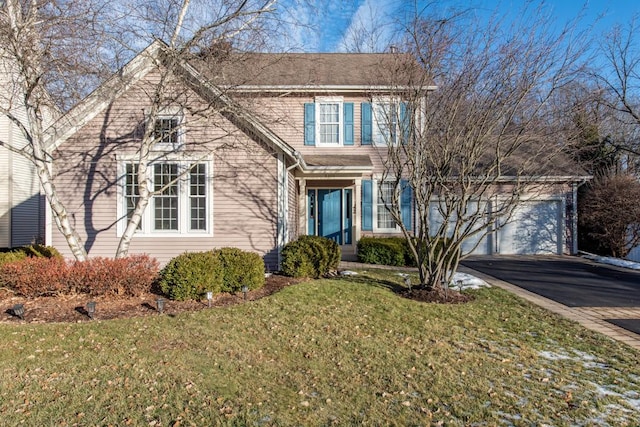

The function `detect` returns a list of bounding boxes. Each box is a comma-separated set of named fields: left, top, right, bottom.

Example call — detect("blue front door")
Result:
left=318, top=189, right=342, bottom=244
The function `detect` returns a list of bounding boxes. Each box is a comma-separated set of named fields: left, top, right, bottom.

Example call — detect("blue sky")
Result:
left=279, top=0, right=640, bottom=52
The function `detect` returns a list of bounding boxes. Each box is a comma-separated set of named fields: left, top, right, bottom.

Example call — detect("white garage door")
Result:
left=428, top=201, right=492, bottom=255
left=497, top=200, right=562, bottom=255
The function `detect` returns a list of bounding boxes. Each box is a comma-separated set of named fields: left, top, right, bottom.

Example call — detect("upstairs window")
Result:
left=373, top=100, right=399, bottom=146
left=362, top=100, right=408, bottom=146
left=318, top=101, right=341, bottom=144
left=151, top=108, right=184, bottom=151
left=304, top=97, right=354, bottom=146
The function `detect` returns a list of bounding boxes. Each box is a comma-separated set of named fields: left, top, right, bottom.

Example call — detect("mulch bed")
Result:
left=1, top=274, right=472, bottom=324
left=0, top=274, right=304, bottom=324
left=398, top=286, right=475, bottom=304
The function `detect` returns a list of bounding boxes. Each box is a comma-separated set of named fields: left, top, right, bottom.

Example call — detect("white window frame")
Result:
left=116, top=156, right=213, bottom=237
left=372, top=97, right=400, bottom=147
left=151, top=107, right=185, bottom=151
left=373, top=180, right=401, bottom=233
left=315, top=96, right=343, bottom=147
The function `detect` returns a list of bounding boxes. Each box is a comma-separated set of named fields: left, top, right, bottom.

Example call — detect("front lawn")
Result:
left=1, top=269, right=639, bottom=426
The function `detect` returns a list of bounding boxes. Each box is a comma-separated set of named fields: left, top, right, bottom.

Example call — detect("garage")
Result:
left=496, top=200, right=563, bottom=255
left=429, top=199, right=564, bottom=255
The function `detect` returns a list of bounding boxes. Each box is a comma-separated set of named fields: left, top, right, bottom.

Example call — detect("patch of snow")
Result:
left=538, top=350, right=573, bottom=361
left=582, top=253, right=640, bottom=270
left=340, top=270, right=358, bottom=276
left=450, top=272, right=491, bottom=290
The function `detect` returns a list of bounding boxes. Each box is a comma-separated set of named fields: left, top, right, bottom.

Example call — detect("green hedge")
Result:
left=214, top=247, right=265, bottom=292
left=357, top=236, right=451, bottom=267
left=281, top=236, right=341, bottom=278
left=357, top=237, right=407, bottom=266
left=158, top=251, right=223, bottom=301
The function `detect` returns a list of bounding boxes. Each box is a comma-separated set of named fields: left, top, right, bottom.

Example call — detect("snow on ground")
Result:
left=396, top=271, right=491, bottom=290
left=582, top=253, right=640, bottom=270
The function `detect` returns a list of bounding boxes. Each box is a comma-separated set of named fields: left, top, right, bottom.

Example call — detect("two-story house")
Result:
left=46, top=41, right=587, bottom=268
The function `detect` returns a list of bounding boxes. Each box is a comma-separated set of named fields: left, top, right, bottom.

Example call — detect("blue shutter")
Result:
left=304, top=103, right=315, bottom=146
left=400, top=102, right=409, bottom=144
left=344, top=102, right=354, bottom=145
left=361, top=103, right=372, bottom=145
left=401, top=179, right=412, bottom=231
left=362, top=180, right=373, bottom=231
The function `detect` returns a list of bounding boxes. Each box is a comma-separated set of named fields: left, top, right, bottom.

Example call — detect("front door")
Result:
left=308, top=189, right=352, bottom=245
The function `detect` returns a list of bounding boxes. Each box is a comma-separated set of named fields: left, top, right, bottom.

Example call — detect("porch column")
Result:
left=354, top=178, right=362, bottom=244
left=298, top=179, right=307, bottom=236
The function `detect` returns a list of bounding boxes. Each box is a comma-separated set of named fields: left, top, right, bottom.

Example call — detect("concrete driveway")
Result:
left=460, top=255, right=640, bottom=338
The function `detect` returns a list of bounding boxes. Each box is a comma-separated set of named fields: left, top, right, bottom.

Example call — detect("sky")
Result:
left=278, top=0, right=640, bottom=52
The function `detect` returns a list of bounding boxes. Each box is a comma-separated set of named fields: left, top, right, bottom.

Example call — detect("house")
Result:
left=45, top=41, right=588, bottom=268
left=0, top=52, right=45, bottom=249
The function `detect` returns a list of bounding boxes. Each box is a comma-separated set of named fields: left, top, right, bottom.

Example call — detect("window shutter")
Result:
left=344, top=103, right=354, bottom=145
left=304, top=103, right=315, bottom=146
left=401, top=179, right=412, bottom=231
left=361, top=103, right=372, bottom=145
left=362, top=180, right=373, bottom=231
left=400, top=102, right=409, bottom=145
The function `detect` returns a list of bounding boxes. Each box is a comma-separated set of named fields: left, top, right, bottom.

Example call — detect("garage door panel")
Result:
left=499, top=201, right=561, bottom=255
left=428, top=200, right=491, bottom=255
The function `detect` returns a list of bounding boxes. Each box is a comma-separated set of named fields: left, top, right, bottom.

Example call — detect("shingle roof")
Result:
left=196, top=52, right=427, bottom=88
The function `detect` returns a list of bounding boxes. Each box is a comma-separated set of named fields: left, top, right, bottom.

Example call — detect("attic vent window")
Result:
left=150, top=108, right=184, bottom=151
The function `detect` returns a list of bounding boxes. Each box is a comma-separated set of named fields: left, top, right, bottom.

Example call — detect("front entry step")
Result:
left=340, top=245, right=357, bottom=261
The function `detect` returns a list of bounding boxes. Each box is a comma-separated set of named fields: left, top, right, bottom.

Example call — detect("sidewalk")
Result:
left=339, top=261, right=640, bottom=350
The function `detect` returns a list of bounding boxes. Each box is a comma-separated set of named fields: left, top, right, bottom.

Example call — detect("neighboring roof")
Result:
left=196, top=51, right=433, bottom=90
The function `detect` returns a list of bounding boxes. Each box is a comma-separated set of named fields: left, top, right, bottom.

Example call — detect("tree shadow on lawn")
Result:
left=334, top=272, right=474, bottom=304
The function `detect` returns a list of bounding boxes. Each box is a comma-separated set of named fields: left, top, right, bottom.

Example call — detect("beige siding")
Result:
left=287, top=168, right=297, bottom=241
left=0, top=116, right=9, bottom=247
left=51, top=70, right=280, bottom=267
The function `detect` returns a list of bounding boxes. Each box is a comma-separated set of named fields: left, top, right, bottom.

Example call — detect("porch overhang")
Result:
left=295, top=155, right=373, bottom=179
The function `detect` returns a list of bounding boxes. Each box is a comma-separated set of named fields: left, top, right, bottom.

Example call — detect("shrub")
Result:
left=357, top=237, right=406, bottom=266
left=0, top=250, right=27, bottom=268
left=281, top=236, right=340, bottom=278
left=18, top=244, right=62, bottom=259
left=281, top=240, right=317, bottom=278
left=214, top=247, right=265, bottom=292
left=0, top=257, right=69, bottom=297
left=67, top=255, right=159, bottom=297
left=158, top=251, right=223, bottom=301
left=298, top=235, right=341, bottom=271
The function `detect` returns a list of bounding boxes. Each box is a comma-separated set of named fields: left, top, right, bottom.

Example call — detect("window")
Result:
left=373, top=99, right=400, bottom=146
left=151, top=109, right=184, bottom=150
left=315, top=97, right=343, bottom=146
left=373, top=101, right=399, bottom=146
left=119, top=160, right=211, bottom=236
left=377, top=181, right=398, bottom=230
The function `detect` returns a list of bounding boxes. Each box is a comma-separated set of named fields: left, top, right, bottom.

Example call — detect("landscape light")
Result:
left=242, top=285, right=249, bottom=300
left=86, top=301, right=96, bottom=319
left=156, top=298, right=165, bottom=314
left=403, top=276, right=412, bottom=290
left=206, top=291, right=213, bottom=307
left=13, top=304, right=25, bottom=320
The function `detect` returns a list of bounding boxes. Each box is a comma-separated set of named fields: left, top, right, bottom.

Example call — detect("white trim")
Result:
left=371, top=97, right=400, bottom=147
left=276, top=152, right=287, bottom=268
left=116, top=158, right=214, bottom=238
left=315, top=96, right=344, bottom=147
left=372, top=180, right=401, bottom=233
left=149, top=107, right=185, bottom=151
left=229, top=85, right=438, bottom=93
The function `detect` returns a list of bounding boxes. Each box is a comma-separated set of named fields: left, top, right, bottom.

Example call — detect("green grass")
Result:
left=1, top=269, right=639, bottom=426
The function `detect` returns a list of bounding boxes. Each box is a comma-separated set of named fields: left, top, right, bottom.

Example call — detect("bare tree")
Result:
left=1, top=0, right=278, bottom=260
left=594, top=16, right=640, bottom=171
left=579, top=174, right=640, bottom=258
left=375, top=5, right=588, bottom=289
left=0, top=0, right=110, bottom=260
